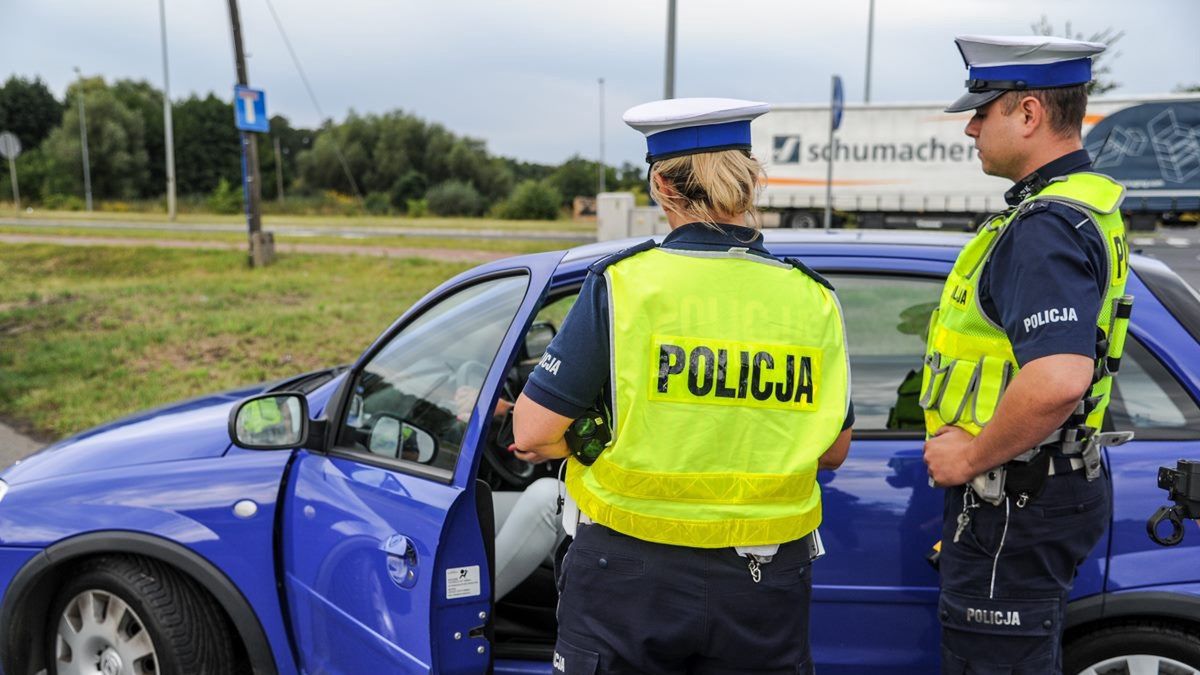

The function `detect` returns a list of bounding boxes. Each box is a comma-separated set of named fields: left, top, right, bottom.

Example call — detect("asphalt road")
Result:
left=1131, top=228, right=1200, bottom=291
left=0, top=423, right=41, bottom=471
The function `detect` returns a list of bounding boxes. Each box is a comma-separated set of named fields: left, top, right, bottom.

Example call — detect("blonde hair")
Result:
left=649, top=150, right=766, bottom=230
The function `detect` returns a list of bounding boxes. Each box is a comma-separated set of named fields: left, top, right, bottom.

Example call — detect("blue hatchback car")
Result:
left=1, top=231, right=1198, bottom=675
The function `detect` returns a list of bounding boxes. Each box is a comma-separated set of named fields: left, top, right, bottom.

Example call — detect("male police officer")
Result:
left=922, top=36, right=1133, bottom=673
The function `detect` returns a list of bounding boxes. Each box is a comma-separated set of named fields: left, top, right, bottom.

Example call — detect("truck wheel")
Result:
left=788, top=211, right=820, bottom=229
left=1065, top=620, right=1200, bottom=675
left=47, top=555, right=237, bottom=675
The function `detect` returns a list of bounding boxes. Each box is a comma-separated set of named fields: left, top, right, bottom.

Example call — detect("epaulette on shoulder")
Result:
left=785, top=257, right=835, bottom=290
left=1014, top=199, right=1091, bottom=229
left=588, top=239, right=657, bottom=274
left=1014, top=199, right=1052, bottom=218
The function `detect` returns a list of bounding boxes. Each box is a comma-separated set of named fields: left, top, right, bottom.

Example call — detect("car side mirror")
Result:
left=524, top=321, right=556, bottom=360
left=368, top=415, right=438, bottom=464
left=230, top=393, right=315, bottom=450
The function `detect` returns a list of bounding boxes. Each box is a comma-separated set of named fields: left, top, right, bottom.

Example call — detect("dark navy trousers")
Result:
left=553, top=523, right=815, bottom=674
left=938, top=470, right=1111, bottom=674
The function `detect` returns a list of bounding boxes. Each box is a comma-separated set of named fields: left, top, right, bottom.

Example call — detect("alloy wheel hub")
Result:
left=54, top=589, right=159, bottom=675
left=99, top=647, right=123, bottom=675
left=1078, top=654, right=1200, bottom=675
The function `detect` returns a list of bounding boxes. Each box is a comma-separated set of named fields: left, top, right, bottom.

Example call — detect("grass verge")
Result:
left=0, top=244, right=472, bottom=439
left=0, top=224, right=568, bottom=255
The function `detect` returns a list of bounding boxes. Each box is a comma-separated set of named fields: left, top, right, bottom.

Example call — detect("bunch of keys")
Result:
left=953, top=489, right=980, bottom=544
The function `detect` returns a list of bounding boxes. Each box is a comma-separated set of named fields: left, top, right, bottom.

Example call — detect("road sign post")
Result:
left=0, top=131, right=21, bottom=215
left=824, top=75, right=844, bottom=231
left=233, top=86, right=272, bottom=266
left=227, top=0, right=273, bottom=267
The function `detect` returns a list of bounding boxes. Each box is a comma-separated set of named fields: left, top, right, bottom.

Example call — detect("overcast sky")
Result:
left=4, top=0, right=1198, bottom=166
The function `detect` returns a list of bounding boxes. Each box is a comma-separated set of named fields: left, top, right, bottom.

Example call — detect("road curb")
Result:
left=0, top=419, right=43, bottom=470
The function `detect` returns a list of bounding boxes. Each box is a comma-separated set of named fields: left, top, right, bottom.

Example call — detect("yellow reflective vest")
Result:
left=921, top=172, right=1131, bottom=438
left=565, top=244, right=851, bottom=548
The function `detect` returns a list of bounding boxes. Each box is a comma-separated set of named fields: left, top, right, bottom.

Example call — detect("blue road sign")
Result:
left=831, top=76, right=844, bottom=131
left=234, top=86, right=270, bottom=133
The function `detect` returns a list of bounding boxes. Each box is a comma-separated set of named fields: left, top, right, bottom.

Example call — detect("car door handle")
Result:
left=382, top=534, right=419, bottom=589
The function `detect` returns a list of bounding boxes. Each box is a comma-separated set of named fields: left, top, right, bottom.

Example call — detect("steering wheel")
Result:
left=455, top=360, right=537, bottom=488
left=455, top=359, right=489, bottom=393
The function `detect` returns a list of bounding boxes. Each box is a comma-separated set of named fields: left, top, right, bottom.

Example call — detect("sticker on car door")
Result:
left=446, top=565, right=482, bottom=599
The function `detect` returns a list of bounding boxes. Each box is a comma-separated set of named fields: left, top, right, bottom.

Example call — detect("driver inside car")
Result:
left=456, top=384, right=566, bottom=600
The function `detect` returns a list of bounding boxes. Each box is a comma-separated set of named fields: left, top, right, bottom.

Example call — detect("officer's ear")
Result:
left=1015, top=94, right=1046, bottom=138
left=651, top=171, right=678, bottom=199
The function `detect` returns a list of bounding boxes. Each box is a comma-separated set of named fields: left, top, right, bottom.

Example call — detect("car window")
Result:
left=1132, top=258, right=1200, bottom=344
left=336, top=274, right=530, bottom=476
left=827, top=274, right=942, bottom=433
left=1108, top=337, right=1200, bottom=440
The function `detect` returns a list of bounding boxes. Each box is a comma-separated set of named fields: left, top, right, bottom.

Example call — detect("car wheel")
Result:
left=1066, top=620, right=1200, bottom=675
left=48, top=555, right=237, bottom=675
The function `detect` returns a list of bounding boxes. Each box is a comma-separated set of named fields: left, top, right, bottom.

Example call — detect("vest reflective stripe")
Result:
left=565, top=246, right=850, bottom=548
left=587, top=460, right=818, bottom=504
left=921, top=172, right=1130, bottom=437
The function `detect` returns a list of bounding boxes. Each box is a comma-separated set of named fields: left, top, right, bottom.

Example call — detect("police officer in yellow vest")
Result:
left=923, top=36, right=1134, bottom=674
left=513, top=98, right=854, bottom=674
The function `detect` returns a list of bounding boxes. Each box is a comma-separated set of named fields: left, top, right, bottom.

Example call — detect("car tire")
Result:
left=1065, top=620, right=1200, bottom=675
left=47, top=555, right=238, bottom=675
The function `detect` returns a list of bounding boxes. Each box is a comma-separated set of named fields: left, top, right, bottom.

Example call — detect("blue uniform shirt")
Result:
left=524, top=222, right=854, bottom=430
left=979, top=150, right=1108, bottom=366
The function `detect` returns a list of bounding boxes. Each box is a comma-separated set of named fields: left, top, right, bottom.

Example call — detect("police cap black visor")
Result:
left=944, top=89, right=1006, bottom=114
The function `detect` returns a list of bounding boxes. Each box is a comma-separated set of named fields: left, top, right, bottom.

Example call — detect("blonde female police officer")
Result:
left=922, top=37, right=1132, bottom=673
left=513, top=98, right=854, bottom=675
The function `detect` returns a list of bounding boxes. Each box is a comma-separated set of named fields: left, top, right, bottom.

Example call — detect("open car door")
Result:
left=280, top=251, right=564, bottom=674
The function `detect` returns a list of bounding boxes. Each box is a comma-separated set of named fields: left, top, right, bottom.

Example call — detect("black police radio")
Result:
left=564, top=405, right=611, bottom=466
left=1147, top=460, right=1200, bottom=546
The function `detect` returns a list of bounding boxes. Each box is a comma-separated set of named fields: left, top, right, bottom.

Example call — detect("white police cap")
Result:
left=946, top=35, right=1106, bottom=113
left=623, top=97, right=770, bottom=164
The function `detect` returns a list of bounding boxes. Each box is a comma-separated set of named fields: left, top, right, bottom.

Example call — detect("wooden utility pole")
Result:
left=226, top=0, right=273, bottom=266
left=274, top=136, right=285, bottom=202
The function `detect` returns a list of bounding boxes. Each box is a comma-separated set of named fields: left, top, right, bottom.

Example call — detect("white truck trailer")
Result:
left=754, top=94, right=1200, bottom=231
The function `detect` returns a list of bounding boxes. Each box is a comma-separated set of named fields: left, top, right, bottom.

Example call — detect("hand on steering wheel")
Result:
left=454, top=360, right=537, bottom=487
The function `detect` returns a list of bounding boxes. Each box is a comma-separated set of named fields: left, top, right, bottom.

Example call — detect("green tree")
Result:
left=0, top=145, right=52, bottom=203
left=389, top=170, right=427, bottom=211
left=503, top=157, right=555, bottom=184
left=1030, top=17, right=1123, bottom=95
left=294, top=110, right=514, bottom=208
left=111, top=79, right=166, bottom=199
left=1176, top=84, right=1200, bottom=94
left=40, top=76, right=149, bottom=200
left=545, top=155, right=615, bottom=206
left=615, top=161, right=645, bottom=190
left=494, top=180, right=561, bottom=220
left=0, top=76, right=63, bottom=151
left=173, top=93, right=240, bottom=195
left=425, top=179, right=484, bottom=216
left=207, top=178, right=242, bottom=214
left=294, top=116, right=360, bottom=195
left=258, top=115, right=313, bottom=201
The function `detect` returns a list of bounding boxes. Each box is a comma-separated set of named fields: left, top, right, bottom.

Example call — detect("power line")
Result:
left=262, top=0, right=364, bottom=205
